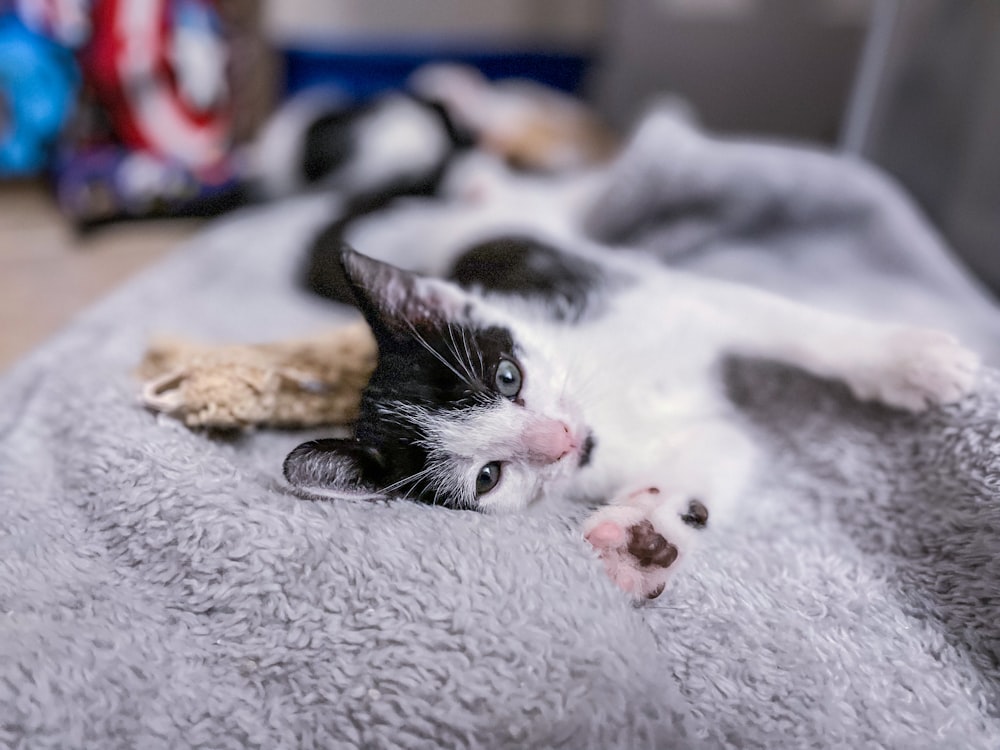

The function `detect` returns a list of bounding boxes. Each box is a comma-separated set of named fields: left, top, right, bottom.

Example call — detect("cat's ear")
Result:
left=338, top=244, right=471, bottom=335
left=283, top=438, right=388, bottom=500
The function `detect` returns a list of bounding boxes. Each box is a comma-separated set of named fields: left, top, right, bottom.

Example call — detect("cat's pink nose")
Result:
left=522, top=419, right=576, bottom=464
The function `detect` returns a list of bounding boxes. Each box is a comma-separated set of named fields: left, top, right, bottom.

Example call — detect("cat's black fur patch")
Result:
left=353, top=320, right=517, bottom=506
left=447, top=235, right=604, bottom=321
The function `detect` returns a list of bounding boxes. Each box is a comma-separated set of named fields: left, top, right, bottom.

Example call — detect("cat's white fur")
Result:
left=341, top=148, right=980, bottom=600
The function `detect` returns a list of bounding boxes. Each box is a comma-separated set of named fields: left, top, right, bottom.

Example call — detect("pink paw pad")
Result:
left=584, top=520, right=627, bottom=549
left=585, top=516, right=678, bottom=600
left=584, top=491, right=710, bottom=601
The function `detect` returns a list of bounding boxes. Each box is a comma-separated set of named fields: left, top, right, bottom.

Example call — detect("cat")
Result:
left=268, top=97, right=980, bottom=600
left=282, top=162, right=980, bottom=601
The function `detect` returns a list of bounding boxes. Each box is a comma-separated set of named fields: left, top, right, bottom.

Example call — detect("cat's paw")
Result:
left=583, top=487, right=708, bottom=600
left=849, top=327, right=979, bottom=412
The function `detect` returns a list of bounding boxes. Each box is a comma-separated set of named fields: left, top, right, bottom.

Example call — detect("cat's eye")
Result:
left=494, top=359, right=522, bottom=399
left=475, top=462, right=502, bottom=495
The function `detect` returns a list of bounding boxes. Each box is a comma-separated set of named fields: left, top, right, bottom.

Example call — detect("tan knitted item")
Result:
left=137, top=321, right=377, bottom=429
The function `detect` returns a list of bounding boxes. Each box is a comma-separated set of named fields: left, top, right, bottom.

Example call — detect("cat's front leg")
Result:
left=583, top=487, right=709, bottom=600
left=582, top=420, right=756, bottom=600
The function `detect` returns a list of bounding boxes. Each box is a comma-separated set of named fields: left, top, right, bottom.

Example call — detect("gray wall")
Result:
left=858, top=0, right=1000, bottom=294
left=589, top=0, right=871, bottom=142
left=263, top=0, right=604, bottom=46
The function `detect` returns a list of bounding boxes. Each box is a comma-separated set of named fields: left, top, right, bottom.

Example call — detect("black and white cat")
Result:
left=281, top=120, right=980, bottom=601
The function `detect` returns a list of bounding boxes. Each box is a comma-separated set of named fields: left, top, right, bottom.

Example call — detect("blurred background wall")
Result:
left=849, top=0, right=1000, bottom=293
left=590, top=0, right=871, bottom=142
left=265, top=0, right=604, bottom=44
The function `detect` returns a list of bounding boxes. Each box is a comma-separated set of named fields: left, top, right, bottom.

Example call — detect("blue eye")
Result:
left=475, top=462, right=502, bottom=495
left=494, top=359, right=522, bottom=399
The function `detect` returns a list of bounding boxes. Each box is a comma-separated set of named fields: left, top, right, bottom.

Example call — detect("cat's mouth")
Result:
left=578, top=432, right=596, bottom=468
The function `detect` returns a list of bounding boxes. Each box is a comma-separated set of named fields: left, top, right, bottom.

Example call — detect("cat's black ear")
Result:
left=283, top=438, right=387, bottom=500
left=339, top=245, right=471, bottom=334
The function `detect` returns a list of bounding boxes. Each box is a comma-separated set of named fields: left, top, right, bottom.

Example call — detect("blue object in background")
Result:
left=281, top=43, right=593, bottom=101
left=0, top=12, right=79, bottom=176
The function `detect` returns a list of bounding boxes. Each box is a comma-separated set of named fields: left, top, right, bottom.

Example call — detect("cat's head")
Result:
left=283, top=246, right=591, bottom=512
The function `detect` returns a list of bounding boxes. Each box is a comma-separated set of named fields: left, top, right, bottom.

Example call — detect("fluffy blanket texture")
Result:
left=3, top=114, right=1000, bottom=749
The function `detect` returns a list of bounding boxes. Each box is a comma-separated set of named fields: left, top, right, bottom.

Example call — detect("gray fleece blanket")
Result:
left=3, top=115, right=1000, bottom=749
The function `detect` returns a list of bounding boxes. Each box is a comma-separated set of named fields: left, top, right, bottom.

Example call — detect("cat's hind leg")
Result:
left=826, top=326, right=979, bottom=412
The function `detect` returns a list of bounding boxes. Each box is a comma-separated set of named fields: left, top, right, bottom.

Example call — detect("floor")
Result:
left=0, top=180, right=203, bottom=373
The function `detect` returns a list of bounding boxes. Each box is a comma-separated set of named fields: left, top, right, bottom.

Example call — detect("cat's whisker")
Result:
left=445, top=322, right=479, bottom=385
left=458, top=326, right=482, bottom=380
left=374, top=404, right=421, bottom=433
left=560, top=346, right=610, bottom=402
left=404, top=319, right=475, bottom=388
left=471, top=390, right=496, bottom=407
left=387, top=401, right=434, bottom=429
left=456, top=327, right=479, bottom=383
left=381, top=465, right=437, bottom=497
left=442, top=323, right=461, bottom=370
left=475, top=334, right=485, bottom=375
left=400, top=462, right=451, bottom=505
